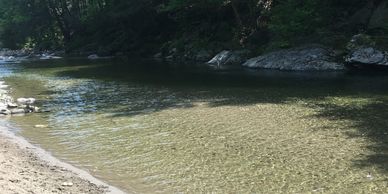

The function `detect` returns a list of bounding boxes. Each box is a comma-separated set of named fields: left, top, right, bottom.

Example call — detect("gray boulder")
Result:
left=87, top=54, right=99, bottom=60
left=242, top=46, right=345, bottom=71
left=345, top=47, right=388, bottom=66
left=208, top=50, right=249, bottom=67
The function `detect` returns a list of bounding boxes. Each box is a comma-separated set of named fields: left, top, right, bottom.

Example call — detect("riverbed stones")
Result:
left=242, top=46, right=345, bottom=71
left=28, top=106, right=40, bottom=113
left=0, top=92, right=40, bottom=116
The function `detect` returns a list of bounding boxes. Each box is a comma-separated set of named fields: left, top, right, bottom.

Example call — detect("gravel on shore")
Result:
left=0, top=127, right=125, bottom=194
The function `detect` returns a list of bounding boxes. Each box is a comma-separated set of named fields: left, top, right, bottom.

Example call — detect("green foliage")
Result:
left=0, top=0, right=62, bottom=49
left=268, top=0, right=328, bottom=46
left=0, top=0, right=381, bottom=53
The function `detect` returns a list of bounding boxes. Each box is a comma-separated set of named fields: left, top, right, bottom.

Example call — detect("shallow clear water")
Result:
left=1, top=58, right=388, bottom=193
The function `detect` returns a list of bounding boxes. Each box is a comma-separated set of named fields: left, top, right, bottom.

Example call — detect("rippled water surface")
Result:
left=2, top=59, right=388, bottom=193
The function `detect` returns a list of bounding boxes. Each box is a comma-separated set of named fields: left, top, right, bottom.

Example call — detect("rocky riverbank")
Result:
left=154, top=34, right=388, bottom=72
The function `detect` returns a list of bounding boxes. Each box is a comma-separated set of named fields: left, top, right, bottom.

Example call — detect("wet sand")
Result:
left=0, top=126, right=125, bottom=194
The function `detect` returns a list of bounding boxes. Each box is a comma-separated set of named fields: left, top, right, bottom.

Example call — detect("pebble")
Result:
left=61, top=182, right=74, bottom=186
left=367, top=172, right=373, bottom=180
left=34, top=125, right=48, bottom=128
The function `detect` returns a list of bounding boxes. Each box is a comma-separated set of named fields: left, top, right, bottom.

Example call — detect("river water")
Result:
left=1, top=58, right=388, bottom=193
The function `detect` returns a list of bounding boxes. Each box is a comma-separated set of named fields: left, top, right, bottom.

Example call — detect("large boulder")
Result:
left=242, top=46, right=345, bottom=71
left=207, top=50, right=249, bottom=67
left=345, top=47, right=388, bottom=66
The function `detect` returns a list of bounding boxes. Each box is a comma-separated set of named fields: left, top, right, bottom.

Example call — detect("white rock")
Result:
left=17, top=98, right=36, bottom=105
left=34, top=125, right=48, bottom=128
left=11, top=109, right=26, bottom=114
left=62, top=182, right=73, bottom=186
left=7, top=103, right=18, bottom=108
left=87, top=54, right=99, bottom=60
left=0, top=109, right=11, bottom=115
left=0, top=85, right=9, bottom=89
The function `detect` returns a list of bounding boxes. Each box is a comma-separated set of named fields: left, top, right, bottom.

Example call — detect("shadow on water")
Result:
left=17, top=58, right=388, bottom=174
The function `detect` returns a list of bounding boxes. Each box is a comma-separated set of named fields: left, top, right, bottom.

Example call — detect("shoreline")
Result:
left=0, top=124, right=127, bottom=194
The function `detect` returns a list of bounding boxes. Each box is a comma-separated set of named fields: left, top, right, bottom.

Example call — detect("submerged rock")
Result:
left=242, top=46, right=345, bottom=71
left=34, top=124, right=48, bottom=128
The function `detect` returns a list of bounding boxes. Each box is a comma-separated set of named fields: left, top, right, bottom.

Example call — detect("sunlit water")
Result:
left=1, top=58, right=388, bottom=193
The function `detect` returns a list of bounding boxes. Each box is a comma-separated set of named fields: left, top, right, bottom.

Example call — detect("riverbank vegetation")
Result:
left=0, top=0, right=387, bottom=56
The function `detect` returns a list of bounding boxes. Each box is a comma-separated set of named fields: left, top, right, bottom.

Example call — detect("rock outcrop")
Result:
left=207, top=50, right=250, bottom=67
left=345, top=47, right=388, bottom=66
left=242, top=46, right=345, bottom=71
left=344, top=34, right=388, bottom=68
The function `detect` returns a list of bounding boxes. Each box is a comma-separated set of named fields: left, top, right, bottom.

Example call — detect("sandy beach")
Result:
left=0, top=126, right=125, bottom=194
